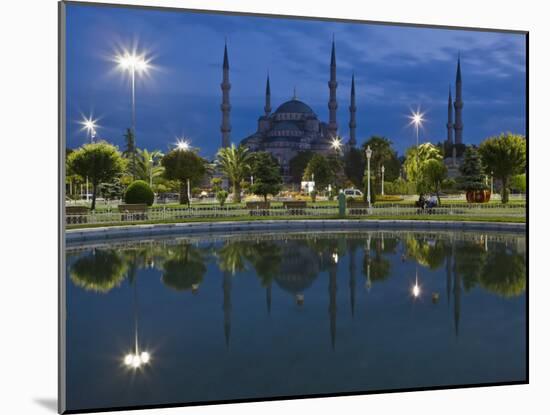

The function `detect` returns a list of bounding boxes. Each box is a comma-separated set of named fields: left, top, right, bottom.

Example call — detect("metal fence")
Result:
left=66, top=202, right=526, bottom=226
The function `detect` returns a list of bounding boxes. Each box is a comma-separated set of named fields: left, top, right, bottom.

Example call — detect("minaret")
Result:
left=220, top=41, right=231, bottom=148
left=264, top=74, right=271, bottom=116
left=447, top=85, right=454, bottom=145
left=453, top=55, right=463, bottom=145
left=327, top=37, right=338, bottom=137
left=348, top=73, right=357, bottom=148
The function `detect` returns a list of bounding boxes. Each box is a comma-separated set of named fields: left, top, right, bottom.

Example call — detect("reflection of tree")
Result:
left=161, top=244, right=206, bottom=292
left=454, top=241, right=487, bottom=292
left=245, top=241, right=282, bottom=314
left=405, top=235, right=447, bottom=270
left=480, top=245, right=526, bottom=297
left=217, top=241, right=250, bottom=275
left=362, top=236, right=392, bottom=285
left=70, top=249, right=127, bottom=293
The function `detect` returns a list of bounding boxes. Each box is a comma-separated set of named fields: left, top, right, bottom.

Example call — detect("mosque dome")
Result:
left=274, top=99, right=315, bottom=115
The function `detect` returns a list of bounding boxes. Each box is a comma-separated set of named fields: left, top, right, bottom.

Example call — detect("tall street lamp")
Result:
left=365, top=145, right=372, bottom=206
left=116, top=50, right=151, bottom=178
left=149, top=157, right=153, bottom=188
left=80, top=115, right=98, bottom=143
left=381, top=165, right=385, bottom=196
left=409, top=109, right=425, bottom=148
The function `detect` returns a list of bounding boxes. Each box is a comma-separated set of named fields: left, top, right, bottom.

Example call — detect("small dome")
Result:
left=275, top=99, right=315, bottom=114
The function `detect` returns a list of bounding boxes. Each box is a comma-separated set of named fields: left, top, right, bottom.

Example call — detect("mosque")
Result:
left=219, top=39, right=356, bottom=179
left=219, top=38, right=464, bottom=179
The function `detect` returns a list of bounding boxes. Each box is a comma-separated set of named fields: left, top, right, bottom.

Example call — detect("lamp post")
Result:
left=490, top=171, right=494, bottom=194
left=381, top=165, right=385, bottom=195
left=81, top=115, right=98, bottom=144
left=116, top=51, right=151, bottom=178
left=365, top=145, right=372, bottom=206
left=149, top=157, right=153, bottom=188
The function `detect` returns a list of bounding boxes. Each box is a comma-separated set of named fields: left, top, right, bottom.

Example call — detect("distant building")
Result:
left=220, top=39, right=357, bottom=180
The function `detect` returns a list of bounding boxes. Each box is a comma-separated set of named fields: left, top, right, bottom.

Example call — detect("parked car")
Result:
left=343, top=188, right=363, bottom=198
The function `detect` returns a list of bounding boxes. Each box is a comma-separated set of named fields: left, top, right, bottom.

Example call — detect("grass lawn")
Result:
left=66, top=214, right=525, bottom=230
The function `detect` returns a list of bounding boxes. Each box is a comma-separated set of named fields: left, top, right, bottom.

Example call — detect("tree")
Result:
left=289, top=151, right=314, bottom=184
left=420, top=159, right=447, bottom=204
left=217, top=144, right=252, bottom=203
left=343, top=147, right=365, bottom=188
left=134, top=148, right=164, bottom=185
left=250, top=152, right=283, bottom=202
left=122, top=128, right=137, bottom=179
left=303, top=154, right=333, bottom=196
left=362, top=136, right=400, bottom=189
left=479, top=133, right=526, bottom=203
left=67, top=141, right=126, bottom=210
left=162, top=148, right=206, bottom=206
left=403, top=142, right=443, bottom=186
left=456, top=146, right=489, bottom=192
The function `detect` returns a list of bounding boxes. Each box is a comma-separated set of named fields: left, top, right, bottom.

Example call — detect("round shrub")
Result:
left=124, top=180, right=154, bottom=206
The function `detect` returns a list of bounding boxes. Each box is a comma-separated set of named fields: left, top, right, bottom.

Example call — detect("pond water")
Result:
left=65, top=229, right=526, bottom=412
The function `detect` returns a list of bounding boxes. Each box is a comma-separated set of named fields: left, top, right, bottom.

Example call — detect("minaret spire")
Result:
left=453, top=53, right=463, bottom=145
left=220, top=40, right=231, bottom=148
left=264, top=73, right=271, bottom=116
left=327, top=36, right=338, bottom=138
left=348, top=73, right=357, bottom=148
left=447, top=85, right=454, bottom=145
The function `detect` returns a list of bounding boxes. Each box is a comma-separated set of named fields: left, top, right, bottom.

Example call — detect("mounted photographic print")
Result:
left=59, top=1, right=528, bottom=413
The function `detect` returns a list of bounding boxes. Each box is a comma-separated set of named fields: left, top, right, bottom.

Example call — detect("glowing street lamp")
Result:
left=176, top=138, right=190, bottom=151
left=408, top=109, right=425, bottom=148
left=331, top=137, right=342, bottom=154
left=365, top=145, right=372, bottom=206
left=115, top=50, right=151, bottom=178
left=80, top=115, right=98, bottom=143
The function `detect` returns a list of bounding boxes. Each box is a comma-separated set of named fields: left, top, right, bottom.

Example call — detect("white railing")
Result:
left=66, top=202, right=526, bottom=226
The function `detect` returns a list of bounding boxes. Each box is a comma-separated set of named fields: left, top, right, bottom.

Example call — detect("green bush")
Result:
left=124, top=180, right=154, bottom=206
left=216, top=190, right=228, bottom=207
left=384, top=178, right=416, bottom=195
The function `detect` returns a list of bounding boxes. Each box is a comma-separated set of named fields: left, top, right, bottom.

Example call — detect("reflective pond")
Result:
left=65, top=230, right=526, bottom=411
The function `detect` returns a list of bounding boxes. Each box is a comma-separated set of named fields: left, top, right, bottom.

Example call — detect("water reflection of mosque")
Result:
left=67, top=231, right=526, bottom=353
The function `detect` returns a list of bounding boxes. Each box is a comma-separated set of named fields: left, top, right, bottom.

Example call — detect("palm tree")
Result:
left=135, top=149, right=165, bottom=185
left=216, top=144, right=252, bottom=203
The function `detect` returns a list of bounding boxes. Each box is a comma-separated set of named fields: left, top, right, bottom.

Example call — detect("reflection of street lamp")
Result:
left=381, top=165, right=385, bottom=195
left=365, top=234, right=372, bottom=291
left=122, top=277, right=151, bottom=370
left=365, top=146, right=372, bottom=206
left=412, top=266, right=421, bottom=299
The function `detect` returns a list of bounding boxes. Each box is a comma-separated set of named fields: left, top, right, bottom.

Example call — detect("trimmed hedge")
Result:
left=124, top=180, right=154, bottom=206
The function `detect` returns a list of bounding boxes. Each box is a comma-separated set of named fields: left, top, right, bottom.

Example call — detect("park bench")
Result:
left=282, top=201, right=307, bottom=215
left=66, top=206, right=89, bottom=224
left=347, top=200, right=370, bottom=215
left=246, top=201, right=270, bottom=216
left=118, top=204, right=149, bottom=221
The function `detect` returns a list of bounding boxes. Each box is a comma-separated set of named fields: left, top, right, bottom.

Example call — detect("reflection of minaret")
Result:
left=348, top=74, right=357, bottom=148
left=329, top=258, right=338, bottom=350
left=266, top=283, right=272, bottom=314
left=264, top=74, right=271, bottom=116
left=446, top=85, right=454, bottom=145
left=222, top=271, right=232, bottom=348
left=220, top=41, right=231, bottom=148
left=453, top=250, right=461, bottom=337
left=446, top=241, right=453, bottom=307
left=349, top=246, right=356, bottom=318
left=453, top=55, right=463, bottom=145
left=327, top=36, right=338, bottom=137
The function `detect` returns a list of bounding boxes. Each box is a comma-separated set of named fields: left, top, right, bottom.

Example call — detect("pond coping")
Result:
left=65, top=219, right=526, bottom=245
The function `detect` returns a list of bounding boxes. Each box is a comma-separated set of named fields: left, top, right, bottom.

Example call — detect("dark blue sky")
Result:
left=66, top=3, right=526, bottom=159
